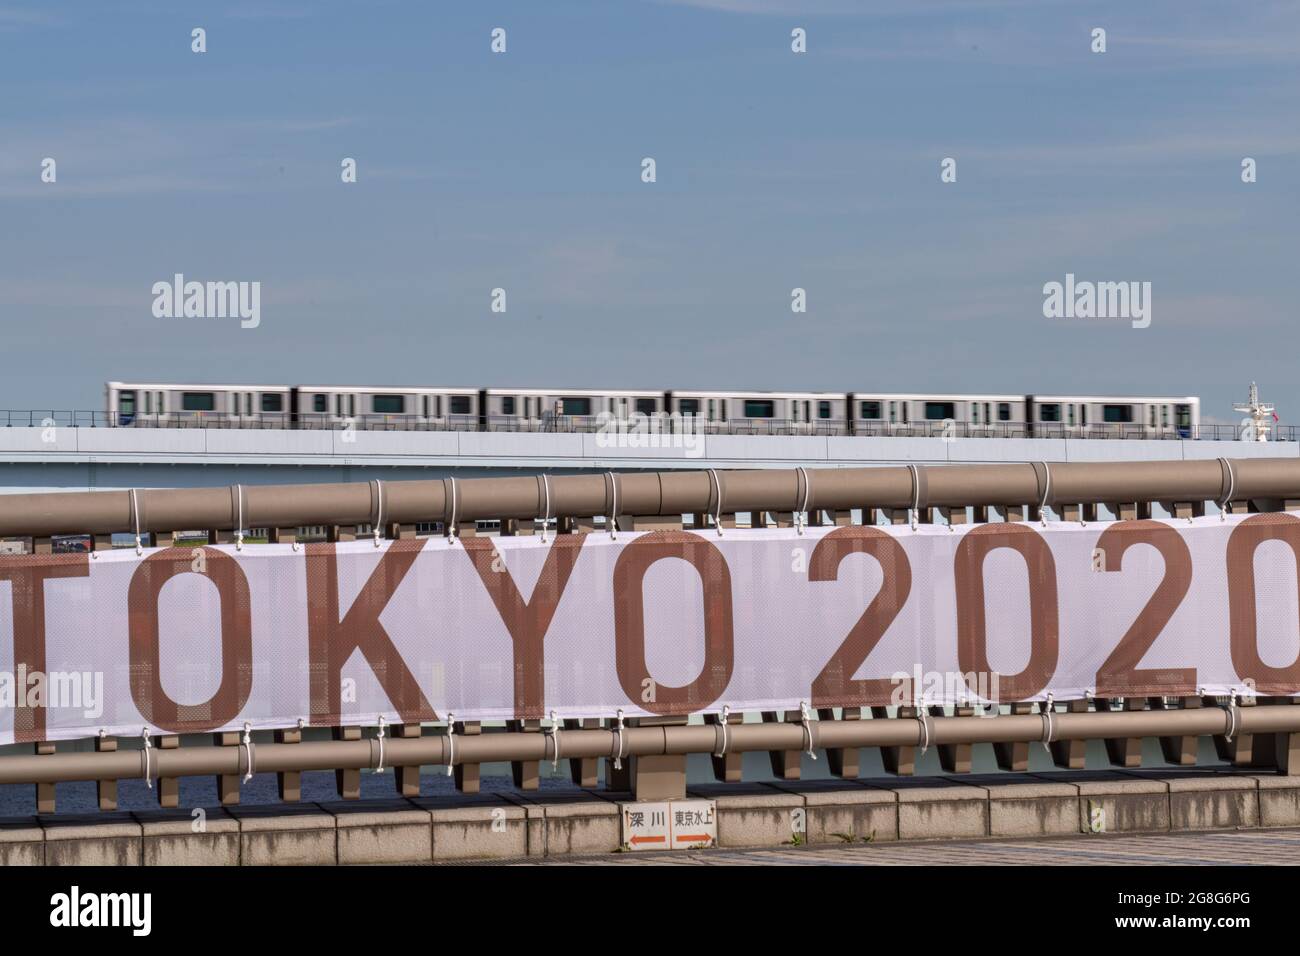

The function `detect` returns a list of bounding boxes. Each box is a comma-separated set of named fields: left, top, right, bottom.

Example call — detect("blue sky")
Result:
left=2, top=0, right=1297, bottom=424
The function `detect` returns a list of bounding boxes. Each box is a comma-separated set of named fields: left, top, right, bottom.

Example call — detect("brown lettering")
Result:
left=1226, top=513, right=1300, bottom=693
left=613, top=531, right=733, bottom=714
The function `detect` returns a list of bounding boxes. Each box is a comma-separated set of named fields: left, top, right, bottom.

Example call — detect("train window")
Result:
left=435, top=396, right=442, bottom=418
left=744, top=400, right=775, bottom=418
left=262, top=394, right=284, bottom=413
left=182, top=392, right=215, bottom=412
left=1161, top=405, right=1169, bottom=427
left=560, top=397, right=592, bottom=416
left=859, top=401, right=881, bottom=419
left=636, top=398, right=657, bottom=416
left=1039, top=404, right=1061, bottom=422
left=119, top=391, right=136, bottom=414
left=997, top=403, right=1011, bottom=422
left=818, top=401, right=831, bottom=419
left=1068, top=405, right=1075, bottom=426
left=157, top=392, right=165, bottom=414
left=502, top=396, right=516, bottom=415
left=972, top=403, right=979, bottom=424
left=1103, top=405, right=1134, bottom=423
left=313, top=395, right=327, bottom=413
left=1081, top=405, right=1087, bottom=427
left=1176, top=405, right=1191, bottom=428
left=373, top=395, right=405, bottom=414
left=924, top=402, right=955, bottom=421
left=708, top=400, right=717, bottom=421
left=1149, top=406, right=1157, bottom=427
left=144, top=393, right=152, bottom=415
left=422, top=396, right=429, bottom=418
left=450, top=396, right=472, bottom=416
left=678, top=398, right=700, bottom=416
left=348, top=395, right=356, bottom=417
left=889, top=402, right=897, bottom=424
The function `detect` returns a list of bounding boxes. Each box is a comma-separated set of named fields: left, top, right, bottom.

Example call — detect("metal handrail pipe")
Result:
left=2, top=458, right=1297, bottom=537
left=1, top=704, right=1296, bottom=786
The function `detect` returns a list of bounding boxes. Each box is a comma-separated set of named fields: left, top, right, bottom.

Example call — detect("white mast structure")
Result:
left=1233, top=382, right=1275, bottom=442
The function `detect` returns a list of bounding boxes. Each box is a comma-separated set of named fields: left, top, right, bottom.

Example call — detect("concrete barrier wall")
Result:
left=5, top=771, right=1297, bottom=865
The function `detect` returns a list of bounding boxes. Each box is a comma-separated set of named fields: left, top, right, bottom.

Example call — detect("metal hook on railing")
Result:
left=708, top=468, right=724, bottom=537
left=799, top=701, right=817, bottom=760
left=613, top=709, right=626, bottom=770
left=1224, top=690, right=1239, bottom=742
left=915, top=706, right=931, bottom=756
left=375, top=715, right=387, bottom=773
left=445, top=712, right=456, bottom=776
left=713, top=705, right=731, bottom=758
left=130, top=488, right=143, bottom=555
left=795, top=467, right=811, bottom=535
left=371, top=479, right=385, bottom=547
left=606, top=472, right=620, bottom=540
left=540, top=474, right=552, bottom=544
left=141, top=727, right=153, bottom=789
left=547, top=709, right=562, bottom=769
left=1217, top=457, right=1236, bottom=522
left=241, top=721, right=255, bottom=783
left=1040, top=693, right=1055, bottom=750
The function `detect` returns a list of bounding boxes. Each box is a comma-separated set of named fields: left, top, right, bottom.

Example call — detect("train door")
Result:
left=1175, top=403, right=1191, bottom=438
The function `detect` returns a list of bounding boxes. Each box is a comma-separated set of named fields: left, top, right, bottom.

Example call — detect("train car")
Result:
left=849, top=393, right=1026, bottom=437
left=666, top=390, right=847, bottom=434
left=107, top=382, right=292, bottom=427
left=1030, top=395, right=1199, bottom=439
left=483, top=387, right=664, bottom=431
left=293, top=385, right=480, bottom=430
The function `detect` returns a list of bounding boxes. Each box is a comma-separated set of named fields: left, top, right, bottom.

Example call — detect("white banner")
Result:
left=2, top=512, right=1300, bottom=743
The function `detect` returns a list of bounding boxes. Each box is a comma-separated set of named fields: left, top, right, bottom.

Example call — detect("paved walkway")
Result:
left=513, top=827, right=1300, bottom=865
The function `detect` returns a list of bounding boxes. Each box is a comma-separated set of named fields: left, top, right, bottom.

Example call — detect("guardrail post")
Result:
left=630, top=715, right=688, bottom=800
left=157, top=735, right=180, bottom=807
left=874, top=705, right=917, bottom=775
left=821, top=707, right=859, bottom=777
left=276, top=726, right=301, bottom=801
left=708, top=710, right=744, bottom=782
left=1157, top=697, right=1201, bottom=765
left=334, top=726, right=361, bottom=798
left=95, top=735, right=117, bottom=810
left=566, top=718, right=600, bottom=788
left=393, top=723, right=422, bottom=796
left=215, top=731, right=242, bottom=804
left=1101, top=697, right=1144, bottom=767
left=994, top=703, right=1035, bottom=771
left=509, top=720, right=541, bottom=790
left=763, top=710, right=802, bottom=779
left=1051, top=700, right=1088, bottom=768
left=934, top=704, right=973, bottom=772
left=453, top=721, right=480, bottom=794
left=36, top=741, right=55, bottom=813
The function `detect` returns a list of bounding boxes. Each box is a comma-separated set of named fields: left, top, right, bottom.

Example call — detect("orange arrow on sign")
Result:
left=630, top=835, right=666, bottom=845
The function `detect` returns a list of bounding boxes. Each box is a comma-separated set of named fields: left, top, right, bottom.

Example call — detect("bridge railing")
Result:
left=2, top=458, right=1300, bottom=813
left=0, top=409, right=1291, bottom=442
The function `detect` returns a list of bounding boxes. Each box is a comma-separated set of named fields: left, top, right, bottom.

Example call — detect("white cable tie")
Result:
left=613, top=709, right=626, bottom=770
left=234, top=484, right=245, bottom=551
left=375, top=715, right=386, bottom=773
left=547, top=709, right=562, bottom=769
left=130, top=488, right=143, bottom=556
left=708, top=468, right=724, bottom=537
left=713, top=705, right=731, bottom=758
left=795, top=466, right=810, bottom=535
left=540, top=474, right=551, bottom=544
left=1038, top=462, right=1052, bottom=527
left=445, top=712, right=456, bottom=776
left=372, top=479, right=384, bottom=547
left=447, top=477, right=459, bottom=545
left=800, top=700, right=817, bottom=759
left=141, top=727, right=153, bottom=789
left=1224, top=691, right=1239, bottom=742
left=241, top=721, right=255, bottom=783
left=1041, top=693, right=1055, bottom=749
left=607, top=472, right=619, bottom=540
left=908, top=464, right=920, bottom=531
